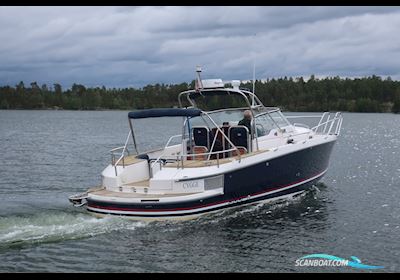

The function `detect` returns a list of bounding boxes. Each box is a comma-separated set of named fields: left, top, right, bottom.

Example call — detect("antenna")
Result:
left=252, top=59, right=256, bottom=106
left=252, top=33, right=256, bottom=106
left=195, top=65, right=203, bottom=91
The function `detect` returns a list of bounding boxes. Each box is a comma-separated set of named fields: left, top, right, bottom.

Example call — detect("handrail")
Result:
left=201, top=111, right=242, bottom=156
left=254, top=108, right=281, bottom=118
left=284, top=112, right=342, bottom=136
left=311, top=112, right=342, bottom=135
left=114, top=130, right=131, bottom=165
left=204, top=106, right=279, bottom=115
left=317, top=112, right=328, bottom=129
left=286, top=115, right=324, bottom=119
left=178, top=87, right=265, bottom=109
left=179, top=147, right=239, bottom=158
left=175, top=147, right=241, bottom=169
left=150, top=147, right=240, bottom=162
left=204, top=106, right=250, bottom=115
left=323, top=114, right=330, bottom=133
left=181, top=147, right=240, bottom=161
left=111, top=131, right=132, bottom=176
left=151, top=134, right=183, bottom=169
left=256, top=112, right=342, bottom=145
left=110, top=146, right=125, bottom=152
left=150, top=135, right=241, bottom=172
left=147, top=147, right=241, bottom=169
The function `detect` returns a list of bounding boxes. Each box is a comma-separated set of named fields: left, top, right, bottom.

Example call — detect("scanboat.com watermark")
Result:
left=295, top=254, right=384, bottom=270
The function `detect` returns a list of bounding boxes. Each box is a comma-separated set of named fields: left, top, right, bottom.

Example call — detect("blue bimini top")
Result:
left=128, top=108, right=202, bottom=119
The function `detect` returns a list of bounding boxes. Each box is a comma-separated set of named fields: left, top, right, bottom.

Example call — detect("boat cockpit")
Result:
left=108, top=69, right=342, bottom=178
left=68, top=67, right=343, bottom=217
left=119, top=89, right=296, bottom=175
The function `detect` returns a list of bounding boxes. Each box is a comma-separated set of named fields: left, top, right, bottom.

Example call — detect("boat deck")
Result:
left=162, top=149, right=269, bottom=168
left=115, top=149, right=270, bottom=169
left=164, top=157, right=234, bottom=168
left=89, top=188, right=197, bottom=199
left=115, top=155, right=145, bottom=166
left=123, top=180, right=150, bottom=187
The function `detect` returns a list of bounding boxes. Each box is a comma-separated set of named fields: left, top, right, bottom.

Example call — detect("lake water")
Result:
left=0, top=110, right=399, bottom=272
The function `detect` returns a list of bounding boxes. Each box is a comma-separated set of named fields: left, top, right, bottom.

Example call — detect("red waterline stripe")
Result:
left=89, top=169, right=327, bottom=213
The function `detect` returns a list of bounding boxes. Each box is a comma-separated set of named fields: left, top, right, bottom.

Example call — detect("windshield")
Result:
left=269, top=111, right=291, bottom=128
left=189, top=109, right=246, bottom=128
left=186, top=90, right=251, bottom=111
left=254, top=114, right=276, bottom=136
left=254, top=110, right=291, bottom=136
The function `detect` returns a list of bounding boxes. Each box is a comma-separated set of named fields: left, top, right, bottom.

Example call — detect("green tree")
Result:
left=54, top=83, right=62, bottom=94
left=392, top=89, right=400, bottom=113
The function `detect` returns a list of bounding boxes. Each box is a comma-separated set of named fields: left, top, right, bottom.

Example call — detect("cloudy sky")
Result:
left=1, top=6, right=400, bottom=88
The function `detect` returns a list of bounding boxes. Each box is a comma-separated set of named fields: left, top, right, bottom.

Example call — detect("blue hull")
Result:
left=87, top=140, right=336, bottom=217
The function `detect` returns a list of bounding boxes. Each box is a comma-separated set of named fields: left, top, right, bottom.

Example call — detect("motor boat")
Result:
left=69, top=67, right=343, bottom=220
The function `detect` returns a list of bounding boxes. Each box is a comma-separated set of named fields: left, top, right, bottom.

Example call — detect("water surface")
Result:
left=0, top=110, right=399, bottom=272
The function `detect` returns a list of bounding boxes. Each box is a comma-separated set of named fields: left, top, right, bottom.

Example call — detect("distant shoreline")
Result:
left=0, top=108, right=398, bottom=114
left=2, top=76, right=400, bottom=113
left=0, top=107, right=130, bottom=111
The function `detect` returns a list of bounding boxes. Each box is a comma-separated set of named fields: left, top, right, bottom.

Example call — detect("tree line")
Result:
left=1, top=75, right=400, bottom=113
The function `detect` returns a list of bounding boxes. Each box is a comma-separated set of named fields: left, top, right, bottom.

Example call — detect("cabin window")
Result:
left=254, top=114, right=275, bottom=136
left=269, top=111, right=291, bottom=128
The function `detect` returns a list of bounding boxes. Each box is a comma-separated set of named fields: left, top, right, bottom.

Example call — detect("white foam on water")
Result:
left=199, top=189, right=311, bottom=224
left=0, top=211, right=147, bottom=248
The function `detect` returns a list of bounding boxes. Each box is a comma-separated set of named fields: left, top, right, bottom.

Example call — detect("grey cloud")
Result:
left=0, top=6, right=400, bottom=88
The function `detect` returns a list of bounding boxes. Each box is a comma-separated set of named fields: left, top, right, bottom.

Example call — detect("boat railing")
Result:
left=149, top=109, right=244, bottom=174
left=177, top=147, right=241, bottom=168
left=311, top=112, right=343, bottom=136
left=149, top=147, right=241, bottom=176
left=150, top=134, right=183, bottom=170
left=149, top=133, right=242, bottom=175
left=286, top=112, right=343, bottom=136
left=110, top=130, right=132, bottom=176
left=286, top=114, right=324, bottom=131
left=252, top=112, right=343, bottom=149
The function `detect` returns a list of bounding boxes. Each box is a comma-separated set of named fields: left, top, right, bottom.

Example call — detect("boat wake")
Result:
left=190, top=187, right=318, bottom=225
left=0, top=185, right=327, bottom=249
left=0, top=210, right=147, bottom=249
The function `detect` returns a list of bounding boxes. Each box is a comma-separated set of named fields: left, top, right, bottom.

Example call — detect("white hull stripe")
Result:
left=87, top=168, right=328, bottom=216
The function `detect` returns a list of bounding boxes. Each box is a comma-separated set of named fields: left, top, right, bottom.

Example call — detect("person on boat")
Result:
left=238, top=110, right=266, bottom=137
left=238, top=110, right=252, bottom=133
